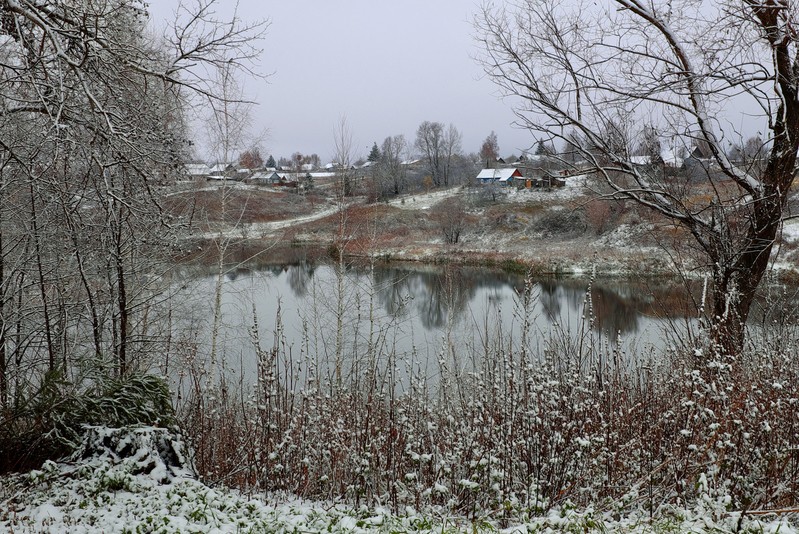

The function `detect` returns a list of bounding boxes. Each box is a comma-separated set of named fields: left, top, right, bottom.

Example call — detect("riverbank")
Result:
left=172, top=181, right=698, bottom=277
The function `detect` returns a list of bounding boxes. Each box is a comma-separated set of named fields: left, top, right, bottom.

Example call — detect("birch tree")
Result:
left=476, top=0, right=799, bottom=355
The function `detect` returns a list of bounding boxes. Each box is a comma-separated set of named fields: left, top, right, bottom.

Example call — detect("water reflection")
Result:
left=258, top=261, right=688, bottom=339
left=169, top=260, right=701, bottom=394
left=286, top=263, right=314, bottom=297
left=170, top=259, right=799, bottom=397
left=372, top=267, right=486, bottom=329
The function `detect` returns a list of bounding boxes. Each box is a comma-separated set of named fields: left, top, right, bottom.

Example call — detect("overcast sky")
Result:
left=148, top=1, right=537, bottom=163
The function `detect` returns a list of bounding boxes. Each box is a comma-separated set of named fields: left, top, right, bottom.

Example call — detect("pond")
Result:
left=168, top=260, right=699, bottom=392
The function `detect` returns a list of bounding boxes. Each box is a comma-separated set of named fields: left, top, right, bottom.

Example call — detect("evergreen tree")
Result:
left=266, top=154, right=277, bottom=168
left=534, top=139, right=549, bottom=155
left=367, top=142, right=381, bottom=162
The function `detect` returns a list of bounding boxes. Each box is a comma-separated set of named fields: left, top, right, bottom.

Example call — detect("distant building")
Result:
left=183, top=162, right=211, bottom=181
left=207, top=162, right=236, bottom=179
left=476, top=167, right=523, bottom=186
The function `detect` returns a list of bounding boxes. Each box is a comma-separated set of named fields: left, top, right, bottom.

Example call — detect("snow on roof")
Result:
left=250, top=171, right=272, bottom=181
left=184, top=163, right=210, bottom=175
left=476, top=168, right=521, bottom=182
left=631, top=151, right=683, bottom=167
left=207, top=162, right=233, bottom=174
left=660, top=148, right=683, bottom=167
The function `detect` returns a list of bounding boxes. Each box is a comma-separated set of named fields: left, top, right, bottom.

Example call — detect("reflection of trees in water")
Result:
left=537, top=280, right=645, bottom=336
left=286, top=262, right=315, bottom=297
left=370, top=267, right=658, bottom=334
left=372, top=266, right=489, bottom=329
left=416, top=269, right=476, bottom=329
left=239, top=260, right=691, bottom=336
left=538, top=281, right=589, bottom=323
left=225, top=267, right=252, bottom=282
left=372, top=268, right=413, bottom=317
left=589, top=285, right=641, bottom=336
left=538, top=281, right=564, bottom=321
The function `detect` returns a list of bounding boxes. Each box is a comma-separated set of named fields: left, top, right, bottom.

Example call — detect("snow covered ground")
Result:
left=2, top=427, right=797, bottom=533
left=387, top=187, right=462, bottom=210
left=781, top=219, right=799, bottom=243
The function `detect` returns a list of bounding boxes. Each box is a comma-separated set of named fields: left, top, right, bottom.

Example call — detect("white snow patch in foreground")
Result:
left=1, top=426, right=797, bottom=533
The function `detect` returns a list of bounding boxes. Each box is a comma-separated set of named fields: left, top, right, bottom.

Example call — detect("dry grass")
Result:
left=166, top=185, right=316, bottom=227
left=175, top=277, right=799, bottom=520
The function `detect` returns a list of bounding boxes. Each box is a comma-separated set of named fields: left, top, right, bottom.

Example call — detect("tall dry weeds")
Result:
left=176, top=270, right=799, bottom=521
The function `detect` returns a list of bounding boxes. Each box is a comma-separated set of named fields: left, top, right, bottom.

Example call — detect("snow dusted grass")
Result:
left=167, top=272, right=799, bottom=532
left=2, top=427, right=797, bottom=533
left=388, top=186, right=463, bottom=210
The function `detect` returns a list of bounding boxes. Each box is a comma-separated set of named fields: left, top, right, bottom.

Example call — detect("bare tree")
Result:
left=414, top=121, right=462, bottom=187
left=0, top=0, right=266, bottom=460
left=479, top=131, right=500, bottom=167
left=635, top=125, right=663, bottom=164
left=561, top=130, right=587, bottom=164
left=205, top=64, right=254, bottom=166
left=436, top=197, right=468, bottom=244
left=239, top=147, right=264, bottom=169
left=375, top=134, right=408, bottom=197
left=443, top=124, right=464, bottom=185
left=476, top=0, right=799, bottom=355
left=333, top=116, right=356, bottom=197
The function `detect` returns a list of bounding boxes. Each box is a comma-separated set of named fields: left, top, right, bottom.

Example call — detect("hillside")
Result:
left=169, top=177, right=715, bottom=277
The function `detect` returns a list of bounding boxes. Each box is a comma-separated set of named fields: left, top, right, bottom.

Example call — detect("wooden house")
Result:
left=476, top=167, right=523, bottom=186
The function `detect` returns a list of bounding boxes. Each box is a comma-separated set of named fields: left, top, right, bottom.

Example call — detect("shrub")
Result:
left=534, top=208, right=587, bottom=237
left=0, top=372, right=174, bottom=474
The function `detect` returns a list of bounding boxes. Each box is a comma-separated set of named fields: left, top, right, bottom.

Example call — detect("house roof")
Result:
left=207, top=162, right=234, bottom=174
left=631, top=150, right=683, bottom=167
left=660, top=148, right=683, bottom=167
left=629, top=155, right=651, bottom=165
left=250, top=171, right=273, bottom=181
left=184, top=163, right=210, bottom=175
left=476, top=168, right=523, bottom=182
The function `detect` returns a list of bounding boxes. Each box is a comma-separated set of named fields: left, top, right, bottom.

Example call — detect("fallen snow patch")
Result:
left=781, top=220, right=799, bottom=243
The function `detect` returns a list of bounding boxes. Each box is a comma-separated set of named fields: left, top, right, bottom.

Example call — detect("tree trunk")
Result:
left=710, top=194, right=784, bottom=356
left=0, top=226, right=6, bottom=410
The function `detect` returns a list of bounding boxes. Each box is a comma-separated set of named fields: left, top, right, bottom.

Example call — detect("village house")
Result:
left=476, top=167, right=523, bottom=186
left=183, top=162, right=211, bottom=181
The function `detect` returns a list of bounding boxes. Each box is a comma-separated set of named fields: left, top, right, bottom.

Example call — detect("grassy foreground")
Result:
left=1, top=427, right=796, bottom=533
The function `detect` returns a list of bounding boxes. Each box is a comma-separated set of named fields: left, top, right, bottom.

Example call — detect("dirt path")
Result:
left=196, top=187, right=466, bottom=241
left=386, top=186, right=462, bottom=210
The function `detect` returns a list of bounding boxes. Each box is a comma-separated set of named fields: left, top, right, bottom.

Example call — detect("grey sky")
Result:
left=149, top=1, right=537, bottom=163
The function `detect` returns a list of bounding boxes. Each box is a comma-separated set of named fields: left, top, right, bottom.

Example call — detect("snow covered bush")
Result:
left=0, top=372, right=174, bottom=474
